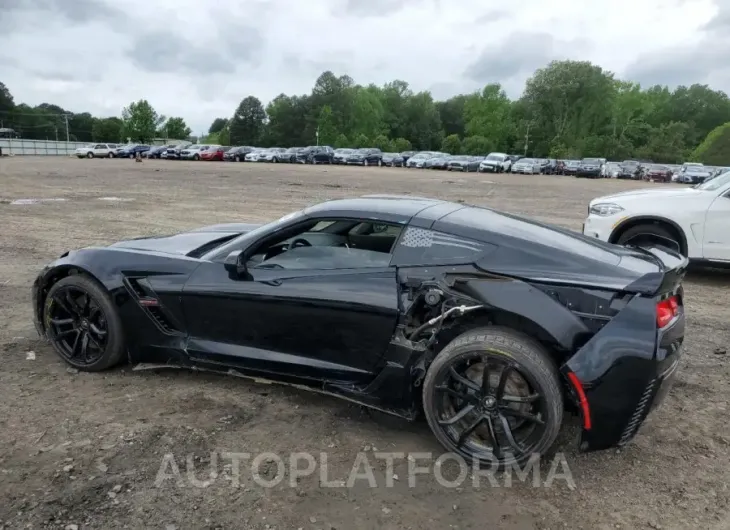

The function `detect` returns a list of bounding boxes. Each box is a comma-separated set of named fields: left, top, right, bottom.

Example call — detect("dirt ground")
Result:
left=0, top=157, right=728, bottom=530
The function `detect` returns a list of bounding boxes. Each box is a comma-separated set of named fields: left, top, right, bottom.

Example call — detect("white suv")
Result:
left=479, top=152, right=512, bottom=173
left=75, top=143, right=117, bottom=158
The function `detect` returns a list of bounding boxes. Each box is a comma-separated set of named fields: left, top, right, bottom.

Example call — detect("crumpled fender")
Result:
left=451, top=277, right=590, bottom=352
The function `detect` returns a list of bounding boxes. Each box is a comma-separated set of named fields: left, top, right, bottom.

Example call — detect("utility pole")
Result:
left=316, top=126, right=320, bottom=146
left=64, top=114, right=70, bottom=142
left=523, top=121, right=531, bottom=157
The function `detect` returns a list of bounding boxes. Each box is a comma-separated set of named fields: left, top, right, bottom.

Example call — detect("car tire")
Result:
left=273, top=157, right=278, bottom=163
left=193, top=154, right=199, bottom=161
left=107, top=152, right=114, bottom=158
left=615, top=223, right=683, bottom=255
left=364, top=159, right=369, bottom=167
left=43, top=275, right=126, bottom=372
left=86, top=152, right=94, bottom=159
left=378, top=159, right=382, bottom=167
left=422, top=326, right=563, bottom=468
left=235, top=155, right=240, bottom=162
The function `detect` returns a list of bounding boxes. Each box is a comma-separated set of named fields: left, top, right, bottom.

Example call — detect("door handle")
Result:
left=261, top=279, right=282, bottom=287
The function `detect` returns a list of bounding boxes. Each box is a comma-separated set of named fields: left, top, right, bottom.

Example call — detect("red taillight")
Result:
left=656, top=295, right=679, bottom=328
left=567, top=372, right=592, bottom=430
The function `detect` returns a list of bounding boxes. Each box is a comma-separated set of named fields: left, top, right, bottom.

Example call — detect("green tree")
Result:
left=349, top=86, right=386, bottom=141
left=229, top=96, right=266, bottom=145
left=68, top=112, right=94, bottom=142
left=462, top=135, right=494, bottom=155
left=637, top=122, right=690, bottom=163
left=437, top=95, right=469, bottom=138
left=441, top=134, right=461, bottom=154
left=92, top=117, right=123, bottom=142
left=692, top=122, right=730, bottom=165
left=264, top=94, right=310, bottom=147
left=353, top=133, right=370, bottom=148
left=161, top=117, right=191, bottom=140
left=121, top=99, right=163, bottom=142
left=372, top=134, right=393, bottom=152
left=317, top=105, right=338, bottom=146
left=521, top=60, right=616, bottom=155
left=403, top=91, right=443, bottom=150
left=393, top=138, right=412, bottom=152
left=208, top=117, right=229, bottom=135
left=0, top=81, right=14, bottom=115
left=334, top=133, right=349, bottom=148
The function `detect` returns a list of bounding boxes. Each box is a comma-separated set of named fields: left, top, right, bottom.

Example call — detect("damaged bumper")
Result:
left=563, top=293, right=685, bottom=451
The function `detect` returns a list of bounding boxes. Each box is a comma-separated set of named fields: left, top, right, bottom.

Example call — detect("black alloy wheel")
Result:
left=44, top=275, right=125, bottom=371
left=423, top=327, right=562, bottom=468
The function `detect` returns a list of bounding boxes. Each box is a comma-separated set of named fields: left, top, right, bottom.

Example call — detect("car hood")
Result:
left=592, top=187, right=704, bottom=203
left=109, top=223, right=262, bottom=257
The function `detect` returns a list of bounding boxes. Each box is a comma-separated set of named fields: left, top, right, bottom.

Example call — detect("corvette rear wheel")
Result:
left=44, top=275, right=125, bottom=372
left=423, top=327, right=562, bottom=468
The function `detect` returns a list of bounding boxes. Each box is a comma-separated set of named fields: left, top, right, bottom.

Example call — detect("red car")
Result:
left=200, top=146, right=227, bottom=161
left=643, top=165, right=672, bottom=182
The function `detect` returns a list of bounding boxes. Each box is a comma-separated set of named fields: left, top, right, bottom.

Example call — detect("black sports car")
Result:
left=31, top=195, right=686, bottom=467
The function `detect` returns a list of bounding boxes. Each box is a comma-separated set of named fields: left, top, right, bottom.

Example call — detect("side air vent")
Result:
left=126, top=277, right=149, bottom=298
left=146, top=306, right=179, bottom=334
left=123, top=276, right=182, bottom=335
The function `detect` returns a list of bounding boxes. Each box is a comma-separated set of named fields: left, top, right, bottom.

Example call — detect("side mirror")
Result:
left=224, top=250, right=248, bottom=277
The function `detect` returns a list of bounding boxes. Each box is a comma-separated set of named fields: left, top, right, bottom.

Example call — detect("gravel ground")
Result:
left=0, top=157, right=728, bottom=530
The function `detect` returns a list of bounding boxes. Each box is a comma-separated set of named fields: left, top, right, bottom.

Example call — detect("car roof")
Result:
left=303, top=195, right=450, bottom=223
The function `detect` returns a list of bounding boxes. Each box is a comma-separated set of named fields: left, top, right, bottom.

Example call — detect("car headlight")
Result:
left=589, top=203, right=624, bottom=216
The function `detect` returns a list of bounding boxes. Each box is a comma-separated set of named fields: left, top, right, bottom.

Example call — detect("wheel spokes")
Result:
left=501, top=393, right=541, bottom=404
left=499, top=407, right=545, bottom=425
left=485, top=416, right=502, bottom=459
left=457, top=415, right=485, bottom=447
left=438, top=404, right=475, bottom=426
left=50, top=318, right=74, bottom=326
left=435, top=385, right=478, bottom=405
left=449, top=366, right=480, bottom=393
left=495, top=364, right=514, bottom=399
left=498, top=413, right=524, bottom=454
left=480, top=357, right=491, bottom=395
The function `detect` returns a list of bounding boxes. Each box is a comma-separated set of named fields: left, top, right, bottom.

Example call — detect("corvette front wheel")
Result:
left=423, top=326, right=563, bottom=468
left=43, top=275, right=125, bottom=372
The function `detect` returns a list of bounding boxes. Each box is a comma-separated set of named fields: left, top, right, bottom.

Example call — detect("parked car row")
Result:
left=74, top=142, right=726, bottom=187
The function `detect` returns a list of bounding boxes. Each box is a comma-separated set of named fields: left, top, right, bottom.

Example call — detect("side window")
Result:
left=392, top=227, right=494, bottom=266
left=249, top=219, right=404, bottom=271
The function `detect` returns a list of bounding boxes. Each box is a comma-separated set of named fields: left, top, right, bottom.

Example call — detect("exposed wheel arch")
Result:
left=609, top=216, right=688, bottom=256
left=36, top=266, right=107, bottom=333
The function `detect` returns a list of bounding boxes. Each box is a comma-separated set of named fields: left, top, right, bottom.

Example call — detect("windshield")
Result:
left=206, top=210, right=307, bottom=260
left=411, top=153, right=431, bottom=159
left=582, top=158, right=602, bottom=164
left=697, top=171, right=730, bottom=191
left=519, top=158, right=534, bottom=163
left=486, top=154, right=504, bottom=161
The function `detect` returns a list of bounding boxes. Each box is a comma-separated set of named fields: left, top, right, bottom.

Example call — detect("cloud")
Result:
left=622, top=0, right=727, bottom=89
left=0, top=0, right=727, bottom=133
left=463, top=32, right=590, bottom=97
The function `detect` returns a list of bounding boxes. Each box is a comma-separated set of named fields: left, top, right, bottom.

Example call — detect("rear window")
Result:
left=436, top=206, right=621, bottom=265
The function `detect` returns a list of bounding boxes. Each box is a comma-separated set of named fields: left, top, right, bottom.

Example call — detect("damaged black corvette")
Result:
left=32, top=195, right=687, bottom=466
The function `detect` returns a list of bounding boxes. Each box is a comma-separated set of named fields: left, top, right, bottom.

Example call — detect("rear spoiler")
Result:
left=626, top=244, right=689, bottom=296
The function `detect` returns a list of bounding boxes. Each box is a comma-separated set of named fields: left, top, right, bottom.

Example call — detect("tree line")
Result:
left=0, top=86, right=191, bottom=144
left=2, top=59, right=730, bottom=164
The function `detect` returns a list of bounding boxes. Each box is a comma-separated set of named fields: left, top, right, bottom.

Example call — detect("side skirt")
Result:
left=131, top=361, right=419, bottom=420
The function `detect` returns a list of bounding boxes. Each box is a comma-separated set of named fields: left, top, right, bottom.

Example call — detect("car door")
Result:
left=703, top=189, right=730, bottom=260
left=180, top=240, right=400, bottom=383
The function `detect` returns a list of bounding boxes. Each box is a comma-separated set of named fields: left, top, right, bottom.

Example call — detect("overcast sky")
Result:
left=1, top=0, right=727, bottom=134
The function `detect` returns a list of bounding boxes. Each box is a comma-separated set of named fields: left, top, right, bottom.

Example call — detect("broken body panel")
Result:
left=31, top=196, right=687, bottom=452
